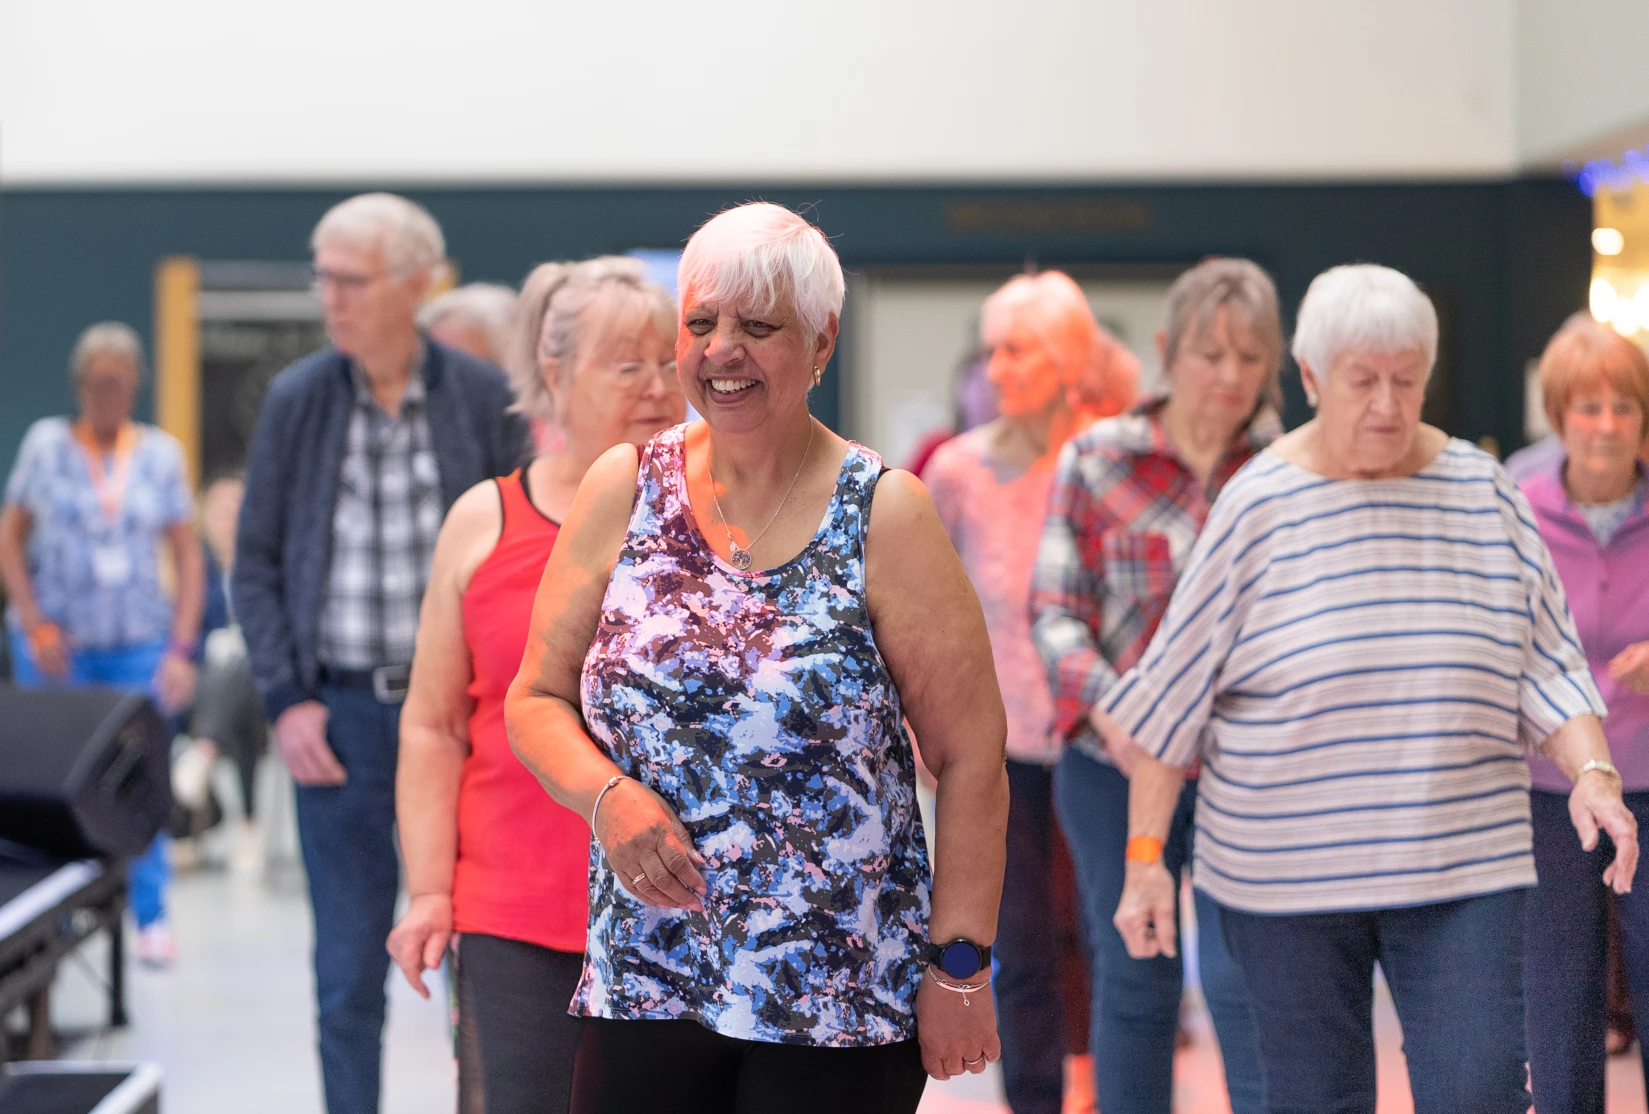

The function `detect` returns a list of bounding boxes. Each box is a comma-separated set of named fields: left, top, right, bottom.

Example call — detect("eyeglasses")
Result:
left=604, top=360, right=680, bottom=394
left=309, top=266, right=385, bottom=294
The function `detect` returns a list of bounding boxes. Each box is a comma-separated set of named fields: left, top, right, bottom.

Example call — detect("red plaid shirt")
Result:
left=1028, top=398, right=1280, bottom=763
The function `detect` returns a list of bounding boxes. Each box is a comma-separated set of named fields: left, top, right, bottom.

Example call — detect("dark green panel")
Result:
left=0, top=180, right=1590, bottom=473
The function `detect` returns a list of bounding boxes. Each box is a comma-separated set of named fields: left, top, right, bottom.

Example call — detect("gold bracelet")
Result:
left=1578, top=758, right=1621, bottom=782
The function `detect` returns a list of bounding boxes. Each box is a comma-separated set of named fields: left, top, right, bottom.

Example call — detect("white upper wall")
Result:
left=1517, top=0, right=1649, bottom=164
left=0, top=0, right=1519, bottom=183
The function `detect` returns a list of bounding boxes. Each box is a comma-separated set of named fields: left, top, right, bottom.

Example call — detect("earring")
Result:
left=811, top=365, right=823, bottom=387
left=1306, top=390, right=1320, bottom=408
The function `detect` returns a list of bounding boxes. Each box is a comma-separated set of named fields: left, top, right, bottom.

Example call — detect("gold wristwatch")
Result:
left=1577, top=758, right=1621, bottom=781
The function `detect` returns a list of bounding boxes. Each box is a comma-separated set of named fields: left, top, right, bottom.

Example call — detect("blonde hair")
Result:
left=1538, top=317, right=1649, bottom=443
left=979, top=271, right=1098, bottom=381
left=678, top=202, right=844, bottom=347
left=1163, top=258, right=1285, bottom=412
left=507, top=257, right=676, bottom=423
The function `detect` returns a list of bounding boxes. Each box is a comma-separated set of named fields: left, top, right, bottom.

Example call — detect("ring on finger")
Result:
left=962, top=1053, right=986, bottom=1066
left=631, top=873, right=648, bottom=888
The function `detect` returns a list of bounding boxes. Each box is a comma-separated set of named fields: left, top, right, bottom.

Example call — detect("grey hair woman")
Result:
left=1108, top=263, right=1637, bottom=1113
left=418, top=282, right=518, bottom=365
left=388, top=257, right=682, bottom=1113
left=1028, top=256, right=1278, bottom=1114
left=504, top=202, right=1010, bottom=1113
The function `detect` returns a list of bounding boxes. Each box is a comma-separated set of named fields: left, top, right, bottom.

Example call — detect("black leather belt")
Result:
left=317, top=664, right=411, bottom=704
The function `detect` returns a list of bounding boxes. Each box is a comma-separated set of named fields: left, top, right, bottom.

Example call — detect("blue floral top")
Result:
left=576, top=424, right=932, bottom=1046
left=3, top=418, right=193, bottom=649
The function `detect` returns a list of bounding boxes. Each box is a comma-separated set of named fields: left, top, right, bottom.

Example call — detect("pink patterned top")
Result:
left=925, top=427, right=1060, bottom=765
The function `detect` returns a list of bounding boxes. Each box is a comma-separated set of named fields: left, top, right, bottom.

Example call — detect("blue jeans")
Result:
left=1053, top=749, right=1265, bottom=1114
left=1526, top=788, right=1649, bottom=1113
left=995, top=760, right=1087, bottom=1114
left=1221, top=889, right=1530, bottom=1114
left=9, top=630, right=172, bottom=928
left=297, top=684, right=403, bottom=1114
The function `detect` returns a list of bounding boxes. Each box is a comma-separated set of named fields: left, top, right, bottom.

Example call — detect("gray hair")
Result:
left=418, top=283, right=517, bottom=360
left=507, top=257, right=676, bottom=424
left=1292, top=264, right=1438, bottom=379
left=310, top=192, right=445, bottom=276
left=69, top=321, right=146, bottom=386
left=1161, top=258, right=1285, bottom=413
left=678, top=202, right=844, bottom=348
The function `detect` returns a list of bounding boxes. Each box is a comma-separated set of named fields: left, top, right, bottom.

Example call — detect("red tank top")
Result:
left=453, top=467, right=589, bottom=952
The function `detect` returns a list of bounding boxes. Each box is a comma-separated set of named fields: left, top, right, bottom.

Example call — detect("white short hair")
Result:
left=678, top=202, right=844, bottom=347
left=311, top=192, right=445, bottom=275
left=1292, top=264, right=1438, bottom=376
left=418, top=282, right=517, bottom=358
left=69, top=321, right=145, bottom=385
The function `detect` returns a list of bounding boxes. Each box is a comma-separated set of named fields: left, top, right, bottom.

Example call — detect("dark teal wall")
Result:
left=0, top=180, right=1590, bottom=475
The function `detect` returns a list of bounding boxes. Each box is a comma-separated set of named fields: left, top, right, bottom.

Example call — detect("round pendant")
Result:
left=730, top=546, right=754, bottom=571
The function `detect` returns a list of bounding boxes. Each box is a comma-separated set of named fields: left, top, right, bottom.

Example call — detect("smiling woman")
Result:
left=504, top=201, right=1011, bottom=1114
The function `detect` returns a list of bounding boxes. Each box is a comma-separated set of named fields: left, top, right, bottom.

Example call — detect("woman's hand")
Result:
left=1571, top=770, right=1640, bottom=894
left=154, top=652, right=196, bottom=715
left=1115, top=860, right=1178, bottom=959
left=387, top=893, right=453, bottom=999
left=915, top=968, right=1001, bottom=1080
left=596, top=779, right=708, bottom=910
left=28, top=622, right=71, bottom=679
left=1610, top=642, right=1649, bottom=695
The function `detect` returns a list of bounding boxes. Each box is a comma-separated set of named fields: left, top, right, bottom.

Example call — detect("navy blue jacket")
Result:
left=233, top=341, right=528, bottom=722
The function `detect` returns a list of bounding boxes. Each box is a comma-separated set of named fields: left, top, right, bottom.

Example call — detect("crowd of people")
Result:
left=1, top=190, right=1646, bottom=1114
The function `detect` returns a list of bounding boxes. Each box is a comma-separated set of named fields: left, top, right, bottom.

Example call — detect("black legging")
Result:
left=570, top=1015, right=928, bottom=1114
left=456, top=934, right=585, bottom=1114
left=189, top=653, right=267, bottom=818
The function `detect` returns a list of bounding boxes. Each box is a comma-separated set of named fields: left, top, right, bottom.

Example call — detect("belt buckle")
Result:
left=371, top=665, right=410, bottom=704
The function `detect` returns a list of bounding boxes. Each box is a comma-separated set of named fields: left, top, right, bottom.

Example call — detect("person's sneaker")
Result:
left=171, top=740, right=217, bottom=811
left=136, top=921, right=176, bottom=969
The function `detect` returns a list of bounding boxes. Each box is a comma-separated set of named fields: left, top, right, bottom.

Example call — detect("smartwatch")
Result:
left=925, top=938, right=992, bottom=981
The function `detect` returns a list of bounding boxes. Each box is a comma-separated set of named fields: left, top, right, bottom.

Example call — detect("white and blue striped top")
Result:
left=1104, top=440, right=1606, bottom=915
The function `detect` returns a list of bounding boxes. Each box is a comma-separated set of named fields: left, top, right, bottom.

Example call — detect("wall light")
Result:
left=1591, top=276, right=1620, bottom=321
left=1594, top=227, right=1626, bottom=255
left=1613, top=302, right=1640, bottom=336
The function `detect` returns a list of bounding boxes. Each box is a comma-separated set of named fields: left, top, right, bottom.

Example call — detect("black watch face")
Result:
left=938, top=940, right=982, bottom=980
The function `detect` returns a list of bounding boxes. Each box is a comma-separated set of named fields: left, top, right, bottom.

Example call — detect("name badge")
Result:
left=91, top=545, right=134, bottom=587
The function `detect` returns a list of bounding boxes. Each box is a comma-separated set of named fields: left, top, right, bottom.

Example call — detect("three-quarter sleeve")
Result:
left=1029, top=440, right=1121, bottom=740
left=3, top=419, right=52, bottom=511
left=1495, top=473, right=1607, bottom=748
left=1102, top=485, right=1258, bottom=768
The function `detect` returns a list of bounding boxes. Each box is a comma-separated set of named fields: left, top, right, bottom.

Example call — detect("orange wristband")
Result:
left=28, top=622, right=64, bottom=656
left=1125, top=836, right=1164, bottom=864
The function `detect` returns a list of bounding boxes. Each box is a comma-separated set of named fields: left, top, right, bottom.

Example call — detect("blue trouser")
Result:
left=1221, top=889, right=1530, bottom=1114
left=10, top=630, right=171, bottom=928
left=297, top=683, right=402, bottom=1114
left=1053, top=749, right=1264, bottom=1114
left=1526, top=788, right=1649, bottom=1114
left=994, top=759, right=1082, bottom=1114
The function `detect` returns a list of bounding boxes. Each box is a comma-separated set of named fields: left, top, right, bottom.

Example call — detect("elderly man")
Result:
left=235, top=193, right=527, bottom=1114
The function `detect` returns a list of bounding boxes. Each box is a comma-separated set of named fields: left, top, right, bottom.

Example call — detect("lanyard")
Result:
left=73, top=421, right=138, bottom=523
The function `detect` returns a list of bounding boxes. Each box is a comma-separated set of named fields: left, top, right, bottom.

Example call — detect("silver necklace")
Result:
left=709, top=421, right=814, bottom=571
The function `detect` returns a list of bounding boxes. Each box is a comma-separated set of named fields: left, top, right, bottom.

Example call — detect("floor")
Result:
left=30, top=844, right=1649, bottom=1114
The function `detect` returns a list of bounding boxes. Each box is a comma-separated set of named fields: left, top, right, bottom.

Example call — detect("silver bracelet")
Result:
left=926, top=964, right=989, bottom=1007
left=590, top=774, right=631, bottom=838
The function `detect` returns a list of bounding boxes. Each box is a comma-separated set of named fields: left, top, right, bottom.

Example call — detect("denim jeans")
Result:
left=1221, top=889, right=1530, bottom=1114
left=297, top=684, right=403, bottom=1114
left=10, top=630, right=172, bottom=928
left=995, top=760, right=1089, bottom=1114
left=1053, top=749, right=1265, bottom=1114
left=1526, top=788, right=1649, bottom=1114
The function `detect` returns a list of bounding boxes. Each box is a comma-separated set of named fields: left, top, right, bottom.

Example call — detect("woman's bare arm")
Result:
left=865, top=470, right=1009, bottom=946
left=397, top=481, right=503, bottom=903
left=505, top=444, right=705, bottom=910
left=0, top=503, right=42, bottom=630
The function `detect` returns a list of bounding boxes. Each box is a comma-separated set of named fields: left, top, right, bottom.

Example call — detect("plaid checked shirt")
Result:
left=316, top=359, right=443, bottom=669
left=1028, top=398, right=1280, bottom=764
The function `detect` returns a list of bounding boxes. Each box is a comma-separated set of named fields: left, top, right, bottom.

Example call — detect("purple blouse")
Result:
left=1521, top=461, right=1649, bottom=793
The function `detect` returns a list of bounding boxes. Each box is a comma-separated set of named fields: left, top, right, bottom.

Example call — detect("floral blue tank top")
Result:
left=574, top=424, right=932, bottom=1046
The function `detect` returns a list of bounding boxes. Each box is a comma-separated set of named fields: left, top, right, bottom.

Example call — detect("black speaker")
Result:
left=0, top=685, right=173, bottom=859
